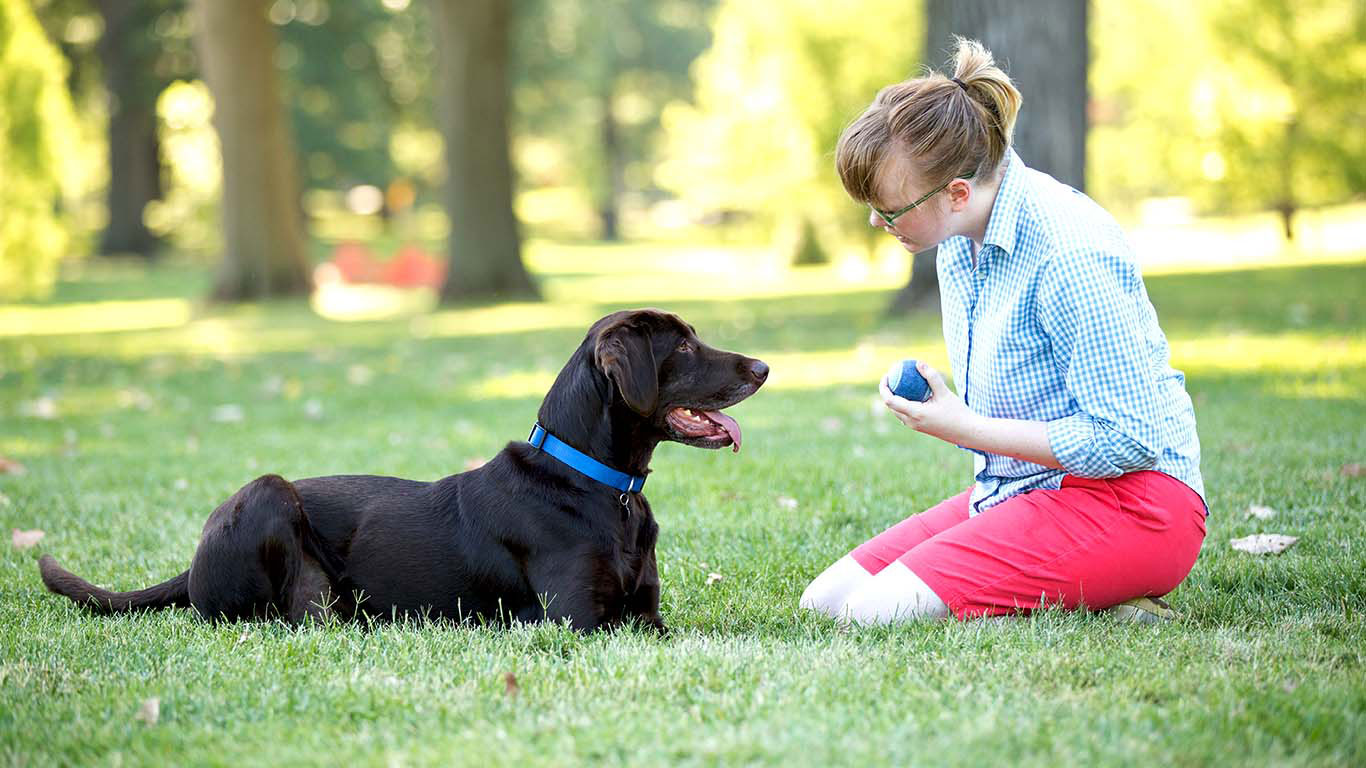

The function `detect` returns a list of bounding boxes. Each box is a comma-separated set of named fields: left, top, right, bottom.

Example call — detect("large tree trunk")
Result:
left=191, top=0, right=310, bottom=301
left=95, top=0, right=162, bottom=259
left=433, top=0, right=538, bottom=301
left=891, top=0, right=1088, bottom=315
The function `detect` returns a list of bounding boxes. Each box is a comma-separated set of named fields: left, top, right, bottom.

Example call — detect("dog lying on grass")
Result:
left=40, top=309, right=767, bottom=632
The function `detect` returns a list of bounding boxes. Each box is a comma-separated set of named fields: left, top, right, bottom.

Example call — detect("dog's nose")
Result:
left=747, top=359, right=769, bottom=384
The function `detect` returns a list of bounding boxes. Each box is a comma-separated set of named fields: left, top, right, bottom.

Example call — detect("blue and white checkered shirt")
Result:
left=937, top=150, right=1205, bottom=516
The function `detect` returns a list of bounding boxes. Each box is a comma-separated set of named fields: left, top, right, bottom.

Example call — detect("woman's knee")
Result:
left=842, top=561, right=949, bottom=624
left=800, top=554, right=870, bottom=618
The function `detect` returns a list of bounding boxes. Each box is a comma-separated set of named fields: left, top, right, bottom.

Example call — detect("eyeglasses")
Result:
left=870, top=170, right=976, bottom=227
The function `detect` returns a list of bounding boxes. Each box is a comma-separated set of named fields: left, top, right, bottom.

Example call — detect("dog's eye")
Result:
left=676, top=340, right=692, bottom=353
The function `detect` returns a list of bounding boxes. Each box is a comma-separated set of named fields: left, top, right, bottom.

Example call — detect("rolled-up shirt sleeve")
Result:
left=1038, top=247, right=1162, bottom=478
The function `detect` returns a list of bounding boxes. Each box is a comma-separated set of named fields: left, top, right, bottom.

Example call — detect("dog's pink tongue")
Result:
left=705, top=410, right=742, bottom=453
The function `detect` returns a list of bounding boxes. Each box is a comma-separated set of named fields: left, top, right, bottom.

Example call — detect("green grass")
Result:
left=2, top=248, right=1364, bottom=766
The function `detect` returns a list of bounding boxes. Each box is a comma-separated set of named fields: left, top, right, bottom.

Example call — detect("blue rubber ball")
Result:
left=888, top=359, right=932, bottom=402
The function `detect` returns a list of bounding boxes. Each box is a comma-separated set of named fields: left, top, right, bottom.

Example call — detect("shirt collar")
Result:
left=979, top=149, right=1027, bottom=257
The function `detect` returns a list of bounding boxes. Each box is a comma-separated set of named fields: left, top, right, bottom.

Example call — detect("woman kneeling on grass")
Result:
left=801, top=38, right=1207, bottom=624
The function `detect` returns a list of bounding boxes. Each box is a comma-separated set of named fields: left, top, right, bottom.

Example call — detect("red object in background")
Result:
left=322, top=242, right=445, bottom=289
left=331, top=242, right=381, bottom=283
left=382, top=245, right=446, bottom=288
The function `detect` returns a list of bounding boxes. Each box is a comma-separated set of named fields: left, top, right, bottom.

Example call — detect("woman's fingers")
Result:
left=916, top=360, right=949, bottom=398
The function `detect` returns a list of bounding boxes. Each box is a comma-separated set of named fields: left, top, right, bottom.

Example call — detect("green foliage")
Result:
left=1087, top=0, right=1216, bottom=212
left=1089, top=0, right=1365, bottom=224
left=658, top=0, right=921, bottom=259
left=0, top=0, right=79, bottom=299
left=513, top=0, right=716, bottom=237
left=277, top=0, right=435, bottom=193
left=1208, top=0, right=1366, bottom=225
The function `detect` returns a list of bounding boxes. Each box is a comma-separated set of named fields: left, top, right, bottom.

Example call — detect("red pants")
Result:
left=850, top=470, right=1206, bottom=619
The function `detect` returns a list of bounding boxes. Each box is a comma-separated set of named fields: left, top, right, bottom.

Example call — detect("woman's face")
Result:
left=868, top=155, right=955, bottom=253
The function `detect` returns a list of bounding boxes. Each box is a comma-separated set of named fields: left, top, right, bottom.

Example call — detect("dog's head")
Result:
left=589, top=309, right=767, bottom=451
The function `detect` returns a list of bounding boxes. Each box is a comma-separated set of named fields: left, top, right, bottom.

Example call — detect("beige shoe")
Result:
left=1108, top=596, right=1178, bottom=623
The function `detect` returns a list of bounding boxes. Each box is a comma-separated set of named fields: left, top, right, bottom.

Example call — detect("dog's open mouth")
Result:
left=665, top=407, right=742, bottom=452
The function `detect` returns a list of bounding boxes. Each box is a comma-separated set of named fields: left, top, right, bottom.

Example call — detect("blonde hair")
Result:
left=835, top=37, right=1022, bottom=207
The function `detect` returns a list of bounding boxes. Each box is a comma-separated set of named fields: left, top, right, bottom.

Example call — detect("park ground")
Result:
left=1, top=238, right=1364, bottom=766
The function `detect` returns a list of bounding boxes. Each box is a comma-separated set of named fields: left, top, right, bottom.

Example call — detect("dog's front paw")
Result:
left=625, top=613, right=668, bottom=637
left=644, top=614, right=668, bottom=637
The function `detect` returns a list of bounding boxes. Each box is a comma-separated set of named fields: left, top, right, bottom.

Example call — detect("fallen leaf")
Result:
left=1342, top=463, right=1364, bottom=478
left=1230, top=534, right=1298, bottom=555
left=706, top=572, right=724, bottom=586
left=0, top=457, right=26, bottom=475
left=1246, top=504, right=1276, bottom=520
left=236, top=630, right=251, bottom=646
left=303, top=399, right=324, bottom=420
left=11, top=529, right=44, bottom=549
left=777, top=496, right=798, bottom=510
left=504, top=672, right=519, bottom=697
left=135, top=697, right=159, bottom=725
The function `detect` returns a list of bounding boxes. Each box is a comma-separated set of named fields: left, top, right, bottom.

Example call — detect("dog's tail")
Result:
left=38, top=555, right=191, bottom=614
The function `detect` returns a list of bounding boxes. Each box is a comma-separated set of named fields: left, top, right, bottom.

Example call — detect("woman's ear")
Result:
left=947, top=178, right=973, bottom=212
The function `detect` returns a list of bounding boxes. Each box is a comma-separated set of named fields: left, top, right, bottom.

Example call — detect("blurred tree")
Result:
left=277, top=0, right=429, bottom=198
left=1210, top=0, right=1365, bottom=241
left=515, top=0, right=715, bottom=240
left=432, top=0, right=537, bottom=300
left=890, top=0, right=1087, bottom=315
left=94, top=0, right=192, bottom=258
left=659, top=0, right=922, bottom=264
left=32, top=0, right=194, bottom=259
left=191, top=0, right=310, bottom=300
left=0, top=0, right=79, bottom=299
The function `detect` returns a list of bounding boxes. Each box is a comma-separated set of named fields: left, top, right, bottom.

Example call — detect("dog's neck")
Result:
left=536, top=343, right=660, bottom=478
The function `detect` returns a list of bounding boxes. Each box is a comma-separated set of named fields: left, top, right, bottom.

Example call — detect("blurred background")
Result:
left=3, top=0, right=1361, bottom=314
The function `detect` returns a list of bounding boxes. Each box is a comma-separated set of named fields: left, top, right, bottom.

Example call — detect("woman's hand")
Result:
left=879, top=361, right=1063, bottom=469
left=879, top=361, right=981, bottom=446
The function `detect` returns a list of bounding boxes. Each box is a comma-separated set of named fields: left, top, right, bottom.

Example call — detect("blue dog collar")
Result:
left=527, top=423, right=646, bottom=493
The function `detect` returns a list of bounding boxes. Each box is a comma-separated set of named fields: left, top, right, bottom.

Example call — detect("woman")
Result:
left=801, top=38, right=1206, bottom=623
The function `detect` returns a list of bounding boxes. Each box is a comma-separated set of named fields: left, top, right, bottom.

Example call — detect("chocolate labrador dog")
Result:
left=39, top=309, right=767, bottom=632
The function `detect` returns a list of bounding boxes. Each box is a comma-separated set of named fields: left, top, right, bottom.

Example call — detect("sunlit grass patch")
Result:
left=0, top=298, right=194, bottom=337
left=1170, top=333, right=1366, bottom=374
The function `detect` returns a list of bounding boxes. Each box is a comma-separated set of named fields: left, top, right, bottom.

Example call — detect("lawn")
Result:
left=1, top=244, right=1364, bottom=766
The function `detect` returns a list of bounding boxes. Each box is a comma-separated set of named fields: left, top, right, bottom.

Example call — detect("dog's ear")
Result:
left=594, top=322, right=658, bottom=416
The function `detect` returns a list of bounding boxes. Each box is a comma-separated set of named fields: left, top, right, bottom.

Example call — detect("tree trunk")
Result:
left=191, top=0, right=311, bottom=301
left=433, top=0, right=538, bottom=301
left=95, top=0, right=162, bottom=259
left=598, top=78, right=623, bottom=242
left=1278, top=117, right=1297, bottom=241
left=890, top=0, right=1088, bottom=315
